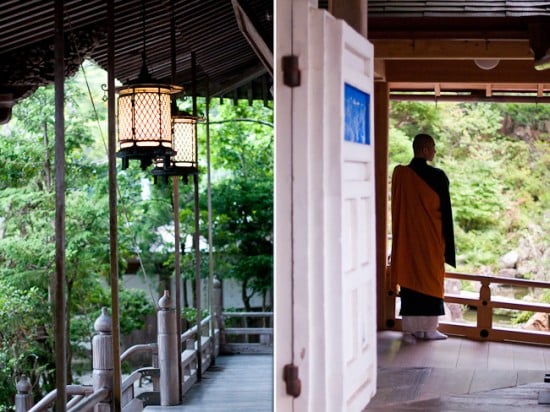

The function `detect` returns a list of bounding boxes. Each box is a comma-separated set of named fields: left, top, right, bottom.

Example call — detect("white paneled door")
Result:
left=275, top=2, right=377, bottom=411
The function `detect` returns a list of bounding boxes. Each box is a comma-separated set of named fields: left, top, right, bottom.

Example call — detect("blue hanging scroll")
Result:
left=344, top=83, right=370, bottom=145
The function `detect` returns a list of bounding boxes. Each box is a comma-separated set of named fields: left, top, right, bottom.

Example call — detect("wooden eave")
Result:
left=0, top=0, right=273, bottom=105
left=367, top=7, right=550, bottom=101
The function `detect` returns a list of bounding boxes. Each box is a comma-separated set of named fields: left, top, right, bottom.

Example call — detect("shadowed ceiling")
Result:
left=366, top=0, right=550, bottom=101
left=0, top=0, right=273, bottom=123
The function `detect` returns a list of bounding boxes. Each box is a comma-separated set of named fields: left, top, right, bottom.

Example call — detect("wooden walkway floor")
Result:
left=143, top=332, right=549, bottom=411
left=365, top=331, right=550, bottom=411
left=144, top=354, right=273, bottom=412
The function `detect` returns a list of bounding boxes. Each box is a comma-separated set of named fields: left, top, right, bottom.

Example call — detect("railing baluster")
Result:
left=158, top=291, right=179, bottom=406
left=478, top=277, right=492, bottom=339
left=92, top=308, right=114, bottom=412
left=15, top=375, right=33, bottom=412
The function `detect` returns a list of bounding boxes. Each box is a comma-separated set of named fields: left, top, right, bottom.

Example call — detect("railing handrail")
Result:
left=181, top=315, right=212, bottom=340
left=28, top=385, right=93, bottom=412
left=20, top=306, right=272, bottom=411
left=444, top=270, right=550, bottom=314
left=446, top=270, right=550, bottom=289
left=66, top=387, right=110, bottom=412
left=120, top=342, right=157, bottom=363
left=385, top=266, right=549, bottom=345
left=442, top=270, right=549, bottom=345
left=222, top=311, right=273, bottom=317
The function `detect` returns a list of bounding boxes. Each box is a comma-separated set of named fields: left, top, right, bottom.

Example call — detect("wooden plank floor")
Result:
left=143, top=333, right=548, bottom=411
left=144, top=354, right=273, bottom=412
left=365, top=331, right=550, bottom=411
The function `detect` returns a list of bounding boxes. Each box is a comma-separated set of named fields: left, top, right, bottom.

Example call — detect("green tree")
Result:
left=0, top=281, right=51, bottom=406
left=0, top=65, right=155, bottom=406
left=201, top=100, right=274, bottom=310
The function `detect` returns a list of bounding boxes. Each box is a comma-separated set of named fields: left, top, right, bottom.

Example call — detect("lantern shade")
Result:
left=151, top=111, right=199, bottom=182
left=116, top=83, right=182, bottom=169
left=172, top=115, right=197, bottom=168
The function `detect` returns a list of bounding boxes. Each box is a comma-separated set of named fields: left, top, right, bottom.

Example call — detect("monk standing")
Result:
left=390, top=133, right=456, bottom=342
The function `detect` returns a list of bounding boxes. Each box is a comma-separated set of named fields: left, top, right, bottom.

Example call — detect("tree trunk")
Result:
left=66, top=276, right=73, bottom=384
left=43, top=121, right=51, bottom=193
left=241, top=279, right=251, bottom=311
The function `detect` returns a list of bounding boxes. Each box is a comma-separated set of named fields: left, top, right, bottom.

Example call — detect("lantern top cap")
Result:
left=116, top=83, right=183, bottom=95
left=116, top=54, right=183, bottom=95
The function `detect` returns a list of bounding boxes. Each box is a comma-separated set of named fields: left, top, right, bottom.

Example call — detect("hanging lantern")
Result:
left=152, top=108, right=200, bottom=183
left=115, top=0, right=185, bottom=170
left=116, top=53, right=182, bottom=170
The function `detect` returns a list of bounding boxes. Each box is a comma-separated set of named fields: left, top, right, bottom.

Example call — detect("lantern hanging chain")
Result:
left=141, top=0, right=147, bottom=66
left=64, top=8, right=154, bottom=300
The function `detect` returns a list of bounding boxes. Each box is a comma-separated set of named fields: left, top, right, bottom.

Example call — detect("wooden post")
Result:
left=15, top=375, right=33, bottom=412
left=157, top=290, right=180, bottom=406
left=212, top=277, right=224, bottom=349
left=478, top=277, right=492, bottom=339
left=374, top=81, right=392, bottom=329
left=54, top=1, right=67, bottom=409
left=92, top=308, right=113, bottom=412
left=106, top=0, right=122, bottom=408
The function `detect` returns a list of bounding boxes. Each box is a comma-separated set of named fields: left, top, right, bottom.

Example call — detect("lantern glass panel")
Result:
left=117, top=85, right=173, bottom=149
left=173, top=117, right=197, bottom=168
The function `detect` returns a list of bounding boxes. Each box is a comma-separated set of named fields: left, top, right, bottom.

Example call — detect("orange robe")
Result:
left=390, top=165, right=446, bottom=299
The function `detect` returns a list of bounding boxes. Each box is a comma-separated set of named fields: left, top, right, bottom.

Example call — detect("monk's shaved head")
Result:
left=413, top=133, right=435, bottom=156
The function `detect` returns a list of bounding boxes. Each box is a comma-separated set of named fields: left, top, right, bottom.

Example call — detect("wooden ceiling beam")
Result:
left=384, top=60, right=550, bottom=84
left=373, top=39, right=533, bottom=60
left=387, top=82, right=549, bottom=93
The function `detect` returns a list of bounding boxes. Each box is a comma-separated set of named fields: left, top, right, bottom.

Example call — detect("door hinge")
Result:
left=282, top=55, right=301, bottom=88
left=283, top=363, right=301, bottom=397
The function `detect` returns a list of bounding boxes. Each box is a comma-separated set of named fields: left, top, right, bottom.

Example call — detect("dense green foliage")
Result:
left=201, top=101, right=273, bottom=310
left=0, top=65, right=154, bottom=408
left=389, top=101, right=550, bottom=276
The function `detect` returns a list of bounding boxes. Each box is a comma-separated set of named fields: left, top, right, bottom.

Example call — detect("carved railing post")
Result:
left=478, top=277, right=492, bottom=339
left=93, top=308, right=113, bottom=412
left=15, top=374, right=33, bottom=412
left=212, top=278, right=224, bottom=340
left=158, top=290, right=179, bottom=405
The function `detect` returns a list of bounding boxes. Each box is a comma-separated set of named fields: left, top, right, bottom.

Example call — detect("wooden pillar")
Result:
left=212, top=278, right=223, bottom=331
left=107, top=0, right=123, bottom=408
left=158, top=291, right=180, bottom=406
left=328, top=0, right=368, bottom=36
left=54, top=0, right=67, bottom=409
left=92, top=308, right=113, bottom=412
left=374, top=81, right=391, bottom=330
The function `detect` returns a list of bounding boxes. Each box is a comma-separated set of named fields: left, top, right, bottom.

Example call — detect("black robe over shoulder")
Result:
left=408, top=157, right=456, bottom=268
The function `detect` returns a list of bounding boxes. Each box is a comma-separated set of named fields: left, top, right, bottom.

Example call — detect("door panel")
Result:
left=275, top=3, right=377, bottom=411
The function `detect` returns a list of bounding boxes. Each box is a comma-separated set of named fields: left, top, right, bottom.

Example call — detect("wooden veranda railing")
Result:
left=385, top=269, right=550, bottom=346
left=220, top=311, right=273, bottom=354
left=18, top=310, right=217, bottom=412
left=15, top=291, right=273, bottom=411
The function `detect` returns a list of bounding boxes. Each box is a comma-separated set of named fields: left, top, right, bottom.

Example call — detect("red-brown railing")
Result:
left=386, top=270, right=550, bottom=346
